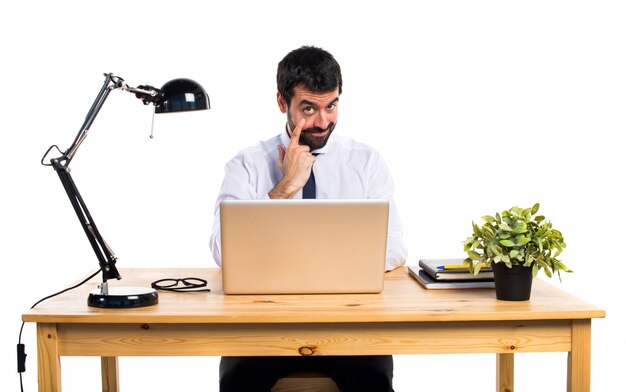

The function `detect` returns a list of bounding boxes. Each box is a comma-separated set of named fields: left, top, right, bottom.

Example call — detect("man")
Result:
left=210, top=46, right=407, bottom=392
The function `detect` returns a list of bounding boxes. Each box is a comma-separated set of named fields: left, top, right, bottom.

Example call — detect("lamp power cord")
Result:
left=17, top=269, right=101, bottom=391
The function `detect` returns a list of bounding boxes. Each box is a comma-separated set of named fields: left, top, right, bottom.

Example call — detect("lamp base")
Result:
left=88, top=286, right=158, bottom=308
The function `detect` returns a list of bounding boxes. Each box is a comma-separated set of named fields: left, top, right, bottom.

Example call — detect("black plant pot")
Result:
left=492, top=263, right=533, bottom=301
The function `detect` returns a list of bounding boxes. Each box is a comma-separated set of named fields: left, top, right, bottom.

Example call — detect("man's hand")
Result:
left=269, top=119, right=316, bottom=199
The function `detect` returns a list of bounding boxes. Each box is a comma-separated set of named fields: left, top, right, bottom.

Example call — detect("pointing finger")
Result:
left=289, top=118, right=306, bottom=147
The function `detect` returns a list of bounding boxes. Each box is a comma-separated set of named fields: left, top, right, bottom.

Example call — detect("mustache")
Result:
left=301, top=123, right=334, bottom=134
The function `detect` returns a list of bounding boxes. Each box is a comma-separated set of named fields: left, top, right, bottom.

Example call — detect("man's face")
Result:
left=278, top=85, right=339, bottom=150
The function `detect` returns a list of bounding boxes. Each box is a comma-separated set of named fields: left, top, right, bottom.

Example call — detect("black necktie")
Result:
left=302, top=154, right=319, bottom=199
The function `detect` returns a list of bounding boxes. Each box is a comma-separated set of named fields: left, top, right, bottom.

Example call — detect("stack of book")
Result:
left=408, top=258, right=495, bottom=289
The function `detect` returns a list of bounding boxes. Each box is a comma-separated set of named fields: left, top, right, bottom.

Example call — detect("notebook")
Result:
left=220, top=199, right=389, bottom=294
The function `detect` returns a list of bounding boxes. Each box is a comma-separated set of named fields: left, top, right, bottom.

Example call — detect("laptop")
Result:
left=220, top=199, right=389, bottom=294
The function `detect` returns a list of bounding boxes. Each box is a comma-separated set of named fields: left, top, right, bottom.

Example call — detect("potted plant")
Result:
left=463, top=203, right=571, bottom=300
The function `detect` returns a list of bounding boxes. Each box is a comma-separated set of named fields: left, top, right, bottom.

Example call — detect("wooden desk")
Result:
left=23, top=267, right=605, bottom=392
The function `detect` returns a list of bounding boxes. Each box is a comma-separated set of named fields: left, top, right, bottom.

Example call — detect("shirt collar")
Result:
left=280, top=125, right=333, bottom=154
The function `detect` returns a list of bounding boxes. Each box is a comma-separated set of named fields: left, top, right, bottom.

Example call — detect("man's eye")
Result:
left=326, top=103, right=336, bottom=111
left=303, top=107, right=315, bottom=114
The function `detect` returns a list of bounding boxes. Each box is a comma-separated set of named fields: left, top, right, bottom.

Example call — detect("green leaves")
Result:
left=467, top=250, right=482, bottom=260
left=482, top=215, right=496, bottom=224
left=531, top=203, right=540, bottom=215
left=462, top=202, right=571, bottom=279
left=515, top=235, right=531, bottom=246
left=512, top=221, right=527, bottom=234
left=499, top=239, right=516, bottom=247
left=499, top=221, right=513, bottom=231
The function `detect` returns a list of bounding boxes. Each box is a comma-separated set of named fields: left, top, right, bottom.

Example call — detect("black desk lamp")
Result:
left=41, top=73, right=210, bottom=308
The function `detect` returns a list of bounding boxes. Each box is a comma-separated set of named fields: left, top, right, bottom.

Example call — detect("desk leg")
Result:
left=37, top=323, right=61, bottom=392
left=567, top=319, right=591, bottom=392
left=101, top=357, right=120, bottom=392
left=496, top=353, right=514, bottom=392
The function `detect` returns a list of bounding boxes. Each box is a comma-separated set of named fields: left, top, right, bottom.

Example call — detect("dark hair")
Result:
left=277, top=45, right=342, bottom=107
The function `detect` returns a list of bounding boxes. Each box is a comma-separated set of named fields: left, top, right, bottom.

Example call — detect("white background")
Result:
left=1, top=0, right=624, bottom=390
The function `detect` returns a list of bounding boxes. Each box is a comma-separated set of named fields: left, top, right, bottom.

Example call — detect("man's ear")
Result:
left=277, top=92, right=288, bottom=113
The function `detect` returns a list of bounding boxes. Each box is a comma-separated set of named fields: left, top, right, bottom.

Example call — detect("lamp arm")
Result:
left=65, top=73, right=127, bottom=162
left=50, top=157, right=121, bottom=283
left=64, top=74, right=163, bottom=162
left=43, top=73, right=131, bottom=285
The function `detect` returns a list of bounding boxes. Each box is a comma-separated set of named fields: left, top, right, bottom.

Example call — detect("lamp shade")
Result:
left=155, top=78, right=210, bottom=113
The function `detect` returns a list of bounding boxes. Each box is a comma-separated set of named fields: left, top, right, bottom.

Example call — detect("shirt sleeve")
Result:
left=366, top=151, right=409, bottom=271
left=209, top=153, right=270, bottom=266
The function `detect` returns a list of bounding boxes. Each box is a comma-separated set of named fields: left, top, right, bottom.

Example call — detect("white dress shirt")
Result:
left=210, top=130, right=408, bottom=271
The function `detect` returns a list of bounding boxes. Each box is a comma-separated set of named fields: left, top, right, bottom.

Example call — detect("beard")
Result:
left=287, top=114, right=336, bottom=151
